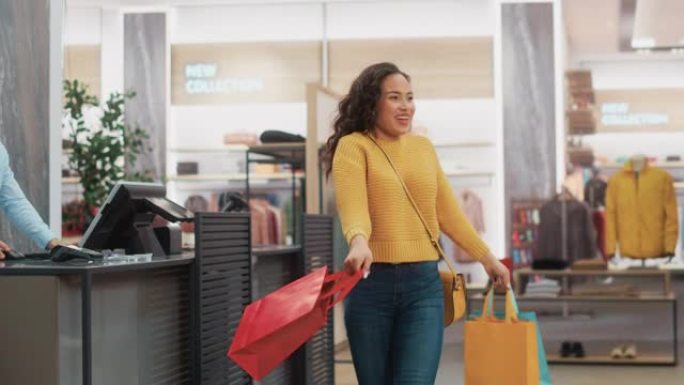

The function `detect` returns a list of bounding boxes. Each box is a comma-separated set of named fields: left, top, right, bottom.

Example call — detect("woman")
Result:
left=326, top=62, right=510, bottom=385
left=0, top=141, right=59, bottom=259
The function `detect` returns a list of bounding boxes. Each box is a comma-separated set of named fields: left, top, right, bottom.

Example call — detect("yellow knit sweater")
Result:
left=332, top=132, right=490, bottom=264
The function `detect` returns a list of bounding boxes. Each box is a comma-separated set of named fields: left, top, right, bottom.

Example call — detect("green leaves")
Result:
left=63, top=79, right=153, bottom=219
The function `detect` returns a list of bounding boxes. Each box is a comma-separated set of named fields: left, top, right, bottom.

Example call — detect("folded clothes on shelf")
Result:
left=177, top=161, right=199, bottom=175
left=572, top=283, right=639, bottom=297
left=571, top=258, right=608, bottom=271
left=224, top=132, right=259, bottom=146
left=532, top=258, right=570, bottom=270
left=525, top=278, right=562, bottom=297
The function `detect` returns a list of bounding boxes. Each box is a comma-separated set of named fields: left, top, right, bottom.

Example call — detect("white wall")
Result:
left=166, top=1, right=500, bottom=283
left=169, top=103, right=307, bottom=149
left=168, top=3, right=324, bottom=182
left=100, top=9, right=124, bottom=99
left=326, top=0, right=494, bottom=39
left=576, top=57, right=684, bottom=162
left=64, top=0, right=502, bottom=280
left=64, top=7, right=102, bottom=45
left=168, top=0, right=496, bottom=146
left=581, top=58, right=684, bottom=89
left=51, top=0, right=65, bottom=237
left=170, top=3, right=323, bottom=43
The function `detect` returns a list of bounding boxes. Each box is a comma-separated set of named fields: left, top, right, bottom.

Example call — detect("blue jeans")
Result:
left=345, top=261, right=444, bottom=385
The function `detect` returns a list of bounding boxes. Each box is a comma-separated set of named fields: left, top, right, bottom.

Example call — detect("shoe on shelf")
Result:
left=571, top=342, right=585, bottom=358
left=611, top=344, right=625, bottom=359
left=623, top=343, right=637, bottom=359
left=560, top=341, right=573, bottom=358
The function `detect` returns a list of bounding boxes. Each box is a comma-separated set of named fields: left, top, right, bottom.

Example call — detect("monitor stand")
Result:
left=130, top=214, right=166, bottom=257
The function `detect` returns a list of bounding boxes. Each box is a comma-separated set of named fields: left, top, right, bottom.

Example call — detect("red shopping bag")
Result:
left=228, top=267, right=362, bottom=380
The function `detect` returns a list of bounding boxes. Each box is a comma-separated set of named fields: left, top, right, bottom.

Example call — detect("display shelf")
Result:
left=516, top=267, right=671, bottom=277
left=168, top=145, right=247, bottom=153
left=62, top=177, right=80, bottom=184
left=167, top=172, right=304, bottom=182
left=247, top=143, right=306, bottom=164
left=444, top=170, right=494, bottom=177
left=514, top=267, right=672, bottom=296
left=510, top=200, right=543, bottom=268
left=252, top=245, right=302, bottom=257
left=433, top=141, right=495, bottom=148
left=597, top=161, right=684, bottom=169
left=246, top=143, right=306, bottom=244
left=510, top=267, right=678, bottom=366
left=472, top=293, right=675, bottom=303
left=546, top=354, right=675, bottom=366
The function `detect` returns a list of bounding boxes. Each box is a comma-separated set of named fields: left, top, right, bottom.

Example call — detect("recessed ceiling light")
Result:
left=632, top=37, right=656, bottom=49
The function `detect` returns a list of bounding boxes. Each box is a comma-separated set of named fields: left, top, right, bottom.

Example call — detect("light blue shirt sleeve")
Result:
left=0, top=143, right=55, bottom=249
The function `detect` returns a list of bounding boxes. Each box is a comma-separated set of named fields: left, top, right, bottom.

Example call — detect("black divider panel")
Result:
left=194, top=213, right=252, bottom=385
left=252, top=246, right=302, bottom=385
left=303, top=215, right=335, bottom=385
left=141, top=266, right=192, bottom=385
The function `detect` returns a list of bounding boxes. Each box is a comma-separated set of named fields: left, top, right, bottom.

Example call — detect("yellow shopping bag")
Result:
left=464, top=289, right=539, bottom=385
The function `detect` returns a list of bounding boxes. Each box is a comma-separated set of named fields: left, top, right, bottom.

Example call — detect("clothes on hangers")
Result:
left=184, top=195, right=209, bottom=213
left=593, top=210, right=606, bottom=259
left=584, top=176, right=607, bottom=209
left=605, top=160, right=679, bottom=259
left=563, top=168, right=585, bottom=201
left=451, top=190, right=485, bottom=263
left=249, top=198, right=286, bottom=245
left=537, top=195, right=597, bottom=262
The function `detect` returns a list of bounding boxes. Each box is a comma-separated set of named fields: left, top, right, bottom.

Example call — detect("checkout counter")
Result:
left=0, top=184, right=336, bottom=385
left=0, top=253, right=195, bottom=385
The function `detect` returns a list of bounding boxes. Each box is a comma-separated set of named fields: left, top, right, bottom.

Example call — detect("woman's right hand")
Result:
left=344, top=235, right=373, bottom=275
left=0, top=240, right=10, bottom=260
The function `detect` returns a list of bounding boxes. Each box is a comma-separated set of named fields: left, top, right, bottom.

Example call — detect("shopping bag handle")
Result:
left=320, top=270, right=363, bottom=311
left=480, top=287, right=519, bottom=323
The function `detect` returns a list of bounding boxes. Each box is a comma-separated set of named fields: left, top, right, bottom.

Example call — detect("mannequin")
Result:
left=605, top=154, right=678, bottom=262
left=630, top=154, right=647, bottom=173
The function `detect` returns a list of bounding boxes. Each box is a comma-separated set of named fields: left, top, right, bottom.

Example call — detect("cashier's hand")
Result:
left=344, top=235, right=373, bottom=276
left=482, top=255, right=510, bottom=288
left=0, top=240, right=11, bottom=260
left=46, top=238, right=62, bottom=251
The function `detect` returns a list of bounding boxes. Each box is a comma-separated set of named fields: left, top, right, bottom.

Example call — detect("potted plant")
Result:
left=62, top=80, right=152, bottom=229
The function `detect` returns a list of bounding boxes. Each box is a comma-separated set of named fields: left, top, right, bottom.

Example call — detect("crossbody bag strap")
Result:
left=366, top=135, right=459, bottom=278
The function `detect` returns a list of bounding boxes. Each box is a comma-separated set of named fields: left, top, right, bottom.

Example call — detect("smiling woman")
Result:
left=373, top=73, right=415, bottom=140
left=326, top=62, right=509, bottom=385
left=323, top=62, right=411, bottom=177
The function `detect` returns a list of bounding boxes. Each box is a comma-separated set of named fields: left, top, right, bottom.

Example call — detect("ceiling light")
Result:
left=636, top=49, right=652, bottom=54
left=632, top=37, right=656, bottom=49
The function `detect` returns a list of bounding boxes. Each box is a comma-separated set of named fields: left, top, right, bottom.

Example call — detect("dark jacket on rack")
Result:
left=537, top=197, right=597, bottom=262
left=584, top=177, right=607, bottom=209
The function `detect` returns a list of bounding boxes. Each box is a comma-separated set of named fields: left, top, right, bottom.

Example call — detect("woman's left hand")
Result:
left=482, top=257, right=510, bottom=288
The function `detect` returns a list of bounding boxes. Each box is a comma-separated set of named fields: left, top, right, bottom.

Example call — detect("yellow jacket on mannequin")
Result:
left=605, top=160, right=679, bottom=258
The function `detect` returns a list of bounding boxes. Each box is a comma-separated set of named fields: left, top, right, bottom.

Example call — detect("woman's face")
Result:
left=374, top=73, right=415, bottom=140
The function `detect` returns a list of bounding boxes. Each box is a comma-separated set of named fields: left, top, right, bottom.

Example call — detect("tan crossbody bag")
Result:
left=367, top=135, right=467, bottom=326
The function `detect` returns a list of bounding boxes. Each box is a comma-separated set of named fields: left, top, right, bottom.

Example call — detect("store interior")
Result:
left=1, top=0, right=683, bottom=384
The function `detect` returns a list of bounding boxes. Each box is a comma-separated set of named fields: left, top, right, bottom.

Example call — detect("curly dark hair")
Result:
left=324, top=62, right=410, bottom=177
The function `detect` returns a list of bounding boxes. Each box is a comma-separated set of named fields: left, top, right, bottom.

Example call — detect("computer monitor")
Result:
left=80, top=181, right=193, bottom=256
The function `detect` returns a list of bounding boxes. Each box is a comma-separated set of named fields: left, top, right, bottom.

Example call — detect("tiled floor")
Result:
left=335, top=328, right=684, bottom=385
left=335, top=280, right=684, bottom=384
left=335, top=345, right=684, bottom=385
